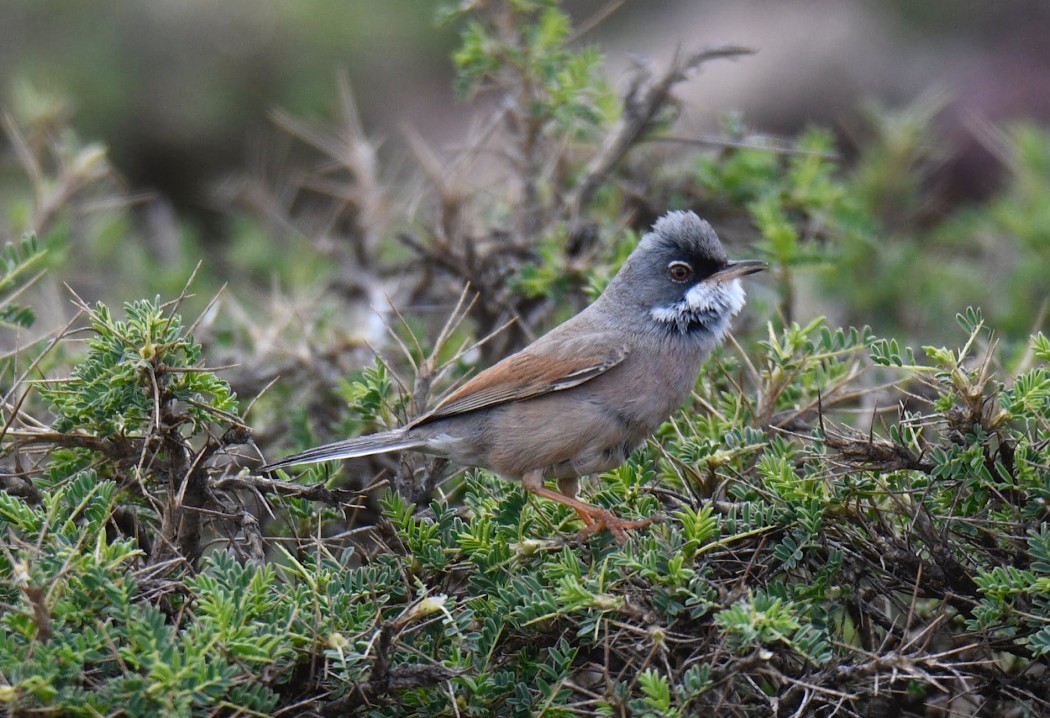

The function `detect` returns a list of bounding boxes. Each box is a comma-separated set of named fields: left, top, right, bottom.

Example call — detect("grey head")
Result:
left=601, top=210, right=765, bottom=340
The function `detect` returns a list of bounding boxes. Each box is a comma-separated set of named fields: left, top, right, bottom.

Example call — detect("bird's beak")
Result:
left=708, top=259, right=767, bottom=282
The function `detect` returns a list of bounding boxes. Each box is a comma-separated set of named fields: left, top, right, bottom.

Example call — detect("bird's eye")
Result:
left=667, top=261, right=693, bottom=283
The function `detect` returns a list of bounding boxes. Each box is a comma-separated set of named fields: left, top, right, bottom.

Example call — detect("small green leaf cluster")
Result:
left=508, top=224, right=583, bottom=301
left=443, top=0, right=617, bottom=137
left=0, top=234, right=45, bottom=331
left=714, top=591, right=831, bottom=664
left=39, top=299, right=237, bottom=437
left=512, top=222, right=643, bottom=310
left=337, top=356, right=398, bottom=429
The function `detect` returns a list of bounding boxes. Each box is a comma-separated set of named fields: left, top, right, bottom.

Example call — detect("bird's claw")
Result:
left=576, top=508, right=652, bottom=546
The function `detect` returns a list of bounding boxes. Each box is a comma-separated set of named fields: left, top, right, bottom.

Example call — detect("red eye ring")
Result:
left=667, top=261, right=693, bottom=283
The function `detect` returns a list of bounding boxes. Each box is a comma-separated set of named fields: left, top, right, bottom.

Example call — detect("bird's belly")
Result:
left=549, top=436, right=640, bottom=478
left=473, top=392, right=645, bottom=480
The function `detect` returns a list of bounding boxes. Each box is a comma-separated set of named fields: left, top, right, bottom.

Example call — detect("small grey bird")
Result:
left=265, top=211, right=764, bottom=542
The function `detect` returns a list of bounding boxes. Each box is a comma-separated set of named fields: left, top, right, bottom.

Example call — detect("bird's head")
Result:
left=607, top=211, right=765, bottom=339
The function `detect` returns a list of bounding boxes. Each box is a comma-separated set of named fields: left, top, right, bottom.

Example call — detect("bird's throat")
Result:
left=650, top=280, right=746, bottom=337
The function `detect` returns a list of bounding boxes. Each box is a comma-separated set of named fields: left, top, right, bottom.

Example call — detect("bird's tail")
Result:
left=262, top=429, right=426, bottom=471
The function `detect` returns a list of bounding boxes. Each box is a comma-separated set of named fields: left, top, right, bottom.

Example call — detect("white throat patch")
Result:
left=650, top=279, right=747, bottom=331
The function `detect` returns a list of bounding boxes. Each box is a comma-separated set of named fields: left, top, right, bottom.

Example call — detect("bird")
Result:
left=264, top=211, right=764, bottom=543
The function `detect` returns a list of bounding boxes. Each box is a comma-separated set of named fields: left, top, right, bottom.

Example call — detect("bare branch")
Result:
left=568, top=45, right=754, bottom=215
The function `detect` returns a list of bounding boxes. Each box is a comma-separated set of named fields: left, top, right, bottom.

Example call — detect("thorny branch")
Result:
left=568, top=45, right=755, bottom=216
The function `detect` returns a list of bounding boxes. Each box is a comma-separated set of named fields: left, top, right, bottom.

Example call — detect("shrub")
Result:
left=2, top=2, right=1049, bottom=715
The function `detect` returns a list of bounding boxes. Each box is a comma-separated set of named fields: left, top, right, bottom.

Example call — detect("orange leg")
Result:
left=557, top=476, right=595, bottom=527
left=524, top=471, right=650, bottom=545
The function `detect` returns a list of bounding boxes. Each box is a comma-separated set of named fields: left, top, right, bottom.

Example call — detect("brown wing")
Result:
left=410, top=337, right=627, bottom=426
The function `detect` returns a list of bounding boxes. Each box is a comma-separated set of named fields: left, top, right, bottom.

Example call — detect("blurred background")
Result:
left=1, top=0, right=1049, bottom=351
left=4, top=0, right=1050, bottom=222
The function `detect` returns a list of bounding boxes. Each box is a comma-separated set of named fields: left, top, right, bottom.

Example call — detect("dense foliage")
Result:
left=1, top=2, right=1049, bottom=716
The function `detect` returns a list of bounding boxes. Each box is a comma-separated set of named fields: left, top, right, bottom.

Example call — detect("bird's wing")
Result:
left=411, top=336, right=627, bottom=425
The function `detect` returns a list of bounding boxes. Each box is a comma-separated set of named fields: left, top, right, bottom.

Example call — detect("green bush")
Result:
left=4, top=306, right=1048, bottom=715
left=2, top=1, right=1049, bottom=715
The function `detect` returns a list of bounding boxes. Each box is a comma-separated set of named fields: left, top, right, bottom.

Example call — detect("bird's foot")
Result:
left=576, top=507, right=652, bottom=546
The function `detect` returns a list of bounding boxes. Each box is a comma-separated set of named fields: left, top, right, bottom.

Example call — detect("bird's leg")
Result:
left=557, top=476, right=595, bottom=527
left=523, top=471, right=650, bottom=545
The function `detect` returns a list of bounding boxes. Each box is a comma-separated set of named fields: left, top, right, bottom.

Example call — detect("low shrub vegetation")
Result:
left=1, top=2, right=1048, bottom=715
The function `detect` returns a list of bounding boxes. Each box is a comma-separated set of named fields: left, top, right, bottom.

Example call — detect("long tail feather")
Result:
left=262, top=429, right=426, bottom=471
